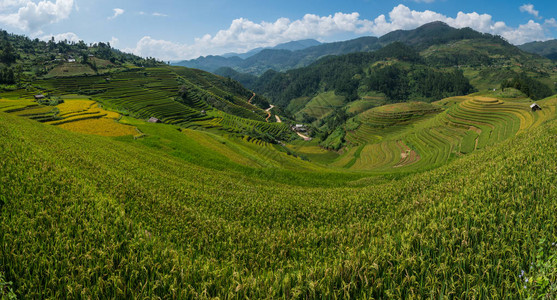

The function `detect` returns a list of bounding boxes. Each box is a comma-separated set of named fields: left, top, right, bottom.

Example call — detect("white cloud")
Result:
left=123, top=36, right=195, bottom=60
left=0, top=0, right=74, bottom=31
left=0, top=0, right=29, bottom=9
left=108, top=8, right=124, bottom=20
left=544, top=18, right=557, bottom=28
left=152, top=12, right=168, bottom=17
left=40, top=31, right=79, bottom=43
left=519, top=4, right=539, bottom=18
left=124, top=4, right=553, bottom=60
left=499, top=20, right=546, bottom=45
left=110, top=36, right=119, bottom=46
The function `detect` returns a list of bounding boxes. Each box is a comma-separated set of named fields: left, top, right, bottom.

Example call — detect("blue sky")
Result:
left=0, top=0, right=555, bottom=60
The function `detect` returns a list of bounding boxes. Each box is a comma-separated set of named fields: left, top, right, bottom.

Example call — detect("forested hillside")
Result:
left=177, top=36, right=382, bottom=75
left=0, top=29, right=164, bottom=83
left=519, top=39, right=557, bottom=60
left=210, top=24, right=556, bottom=152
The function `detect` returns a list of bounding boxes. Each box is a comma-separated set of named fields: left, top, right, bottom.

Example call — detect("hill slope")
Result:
left=0, top=29, right=292, bottom=142
left=175, top=22, right=534, bottom=76
left=175, top=36, right=381, bottom=75
left=519, top=39, right=557, bottom=60
left=1, top=95, right=556, bottom=297
left=221, top=39, right=322, bottom=59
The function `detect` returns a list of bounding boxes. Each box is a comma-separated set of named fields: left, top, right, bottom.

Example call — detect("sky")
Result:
left=0, top=0, right=555, bottom=61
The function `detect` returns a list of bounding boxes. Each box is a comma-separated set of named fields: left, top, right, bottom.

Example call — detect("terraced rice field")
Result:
left=295, top=91, right=345, bottom=120
left=193, top=111, right=292, bottom=140
left=46, top=98, right=137, bottom=136
left=33, top=67, right=266, bottom=127
left=0, top=99, right=58, bottom=122
left=3, top=67, right=287, bottom=144
left=340, top=96, right=557, bottom=172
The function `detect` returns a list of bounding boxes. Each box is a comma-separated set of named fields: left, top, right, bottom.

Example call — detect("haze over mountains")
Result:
left=174, top=22, right=557, bottom=76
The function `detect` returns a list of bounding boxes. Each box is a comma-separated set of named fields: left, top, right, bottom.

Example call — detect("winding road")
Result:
left=248, top=92, right=282, bottom=123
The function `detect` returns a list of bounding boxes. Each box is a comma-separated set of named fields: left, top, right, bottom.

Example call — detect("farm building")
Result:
left=292, top=124, right=308, bottom=132
left=148, top=117, right=161, bottom=123
left=34, top=94, right=45, bottom=100
left=530, top=103, right=542, bottom=111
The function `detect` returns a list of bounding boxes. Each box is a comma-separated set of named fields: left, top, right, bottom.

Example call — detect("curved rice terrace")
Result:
left=0, top=72, right=557, bottom=298
left=336, top=95, right=556, bottom=172
left=1, top=94, right=557, bottom=298
left=32, top=67, right=269, bottom=125
left=3, top=75, right=556, bottom=175
left=2, top=68, right=557, bottom=299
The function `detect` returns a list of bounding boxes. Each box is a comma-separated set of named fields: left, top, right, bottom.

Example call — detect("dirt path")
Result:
left=248, top=92, right=256, bottom=104
left=275, top=115, right=282, bottom=123
left=265, top=105, right=275, bottom=122
left=296, top=132, right=312, bottom=141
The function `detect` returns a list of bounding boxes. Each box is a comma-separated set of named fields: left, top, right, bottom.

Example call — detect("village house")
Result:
left=530, top=103, right=542, bottom=112
left=148, top=117, right=161, bottom=123
left=292, top=124, right=308, bottom=132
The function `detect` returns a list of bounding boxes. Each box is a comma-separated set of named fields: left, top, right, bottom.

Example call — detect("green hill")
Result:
left=1, top=92, right=556, bottom=298
left=519, top=39, right=557, bottom=60
left=0, top=29, right=291, bottom=143
left=1, top=26, right=557, bottom=299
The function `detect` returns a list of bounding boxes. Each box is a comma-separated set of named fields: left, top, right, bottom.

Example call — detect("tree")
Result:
left=0, top=40, right=18, bottom=65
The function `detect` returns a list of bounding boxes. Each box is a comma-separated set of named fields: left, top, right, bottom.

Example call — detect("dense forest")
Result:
left=242, top=42, right=475, bottom=108
left=501, top=73, right=554, bottom=100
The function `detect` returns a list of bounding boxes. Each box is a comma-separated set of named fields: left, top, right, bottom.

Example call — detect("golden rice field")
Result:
left=49, top=98, right=137, bottom=137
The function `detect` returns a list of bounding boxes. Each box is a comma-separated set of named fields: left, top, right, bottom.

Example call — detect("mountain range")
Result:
left=1, top=19, right=557, bottom=299
left=519, top=39, right=557, bottom=60
left=174, top=21, right=557, bottom=76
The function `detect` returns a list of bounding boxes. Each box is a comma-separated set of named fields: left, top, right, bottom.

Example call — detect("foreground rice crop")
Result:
left=1, top=98, right=556, bottom=297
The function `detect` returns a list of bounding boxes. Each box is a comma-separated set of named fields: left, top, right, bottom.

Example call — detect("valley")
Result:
left=1, top=20, right=557, bottom=299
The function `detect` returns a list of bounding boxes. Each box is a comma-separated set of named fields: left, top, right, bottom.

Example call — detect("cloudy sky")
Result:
left=0, top=0, right=555, bottom=61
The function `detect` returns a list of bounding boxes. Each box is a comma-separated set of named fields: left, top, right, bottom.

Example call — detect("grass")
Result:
left=1, top=67, right=557, bottom=298
left=1, top=105, right=556, bottom=298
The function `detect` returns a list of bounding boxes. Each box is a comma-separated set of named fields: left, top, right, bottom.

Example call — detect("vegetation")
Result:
left=177, top=36, right=381, bottom=75
left=1, top=23, right=557, bottom=299
left=1, top=93, right=556, bottom=297
left=501, top=73, right=554, bottom=100
left=519, top=39, right=557, bottom=60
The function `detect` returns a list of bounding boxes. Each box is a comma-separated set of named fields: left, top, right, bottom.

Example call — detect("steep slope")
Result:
left=249, top=42, right=474, bottom=109
left=1, top=94, right=556, bottom=298
left=378, top=21, right=486, bottom=49
left=519, top=39, right=557, bottom=60
left=176, top=22, right=530, bottom=76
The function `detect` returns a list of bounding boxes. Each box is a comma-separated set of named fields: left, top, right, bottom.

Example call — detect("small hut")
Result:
left=148, top=117, right=161, bottom=123
left=34, top=94, right=46, bottom=100
left=530, top=103, right=542, bottom=112
left=292, top=124, right=308, bottom=132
